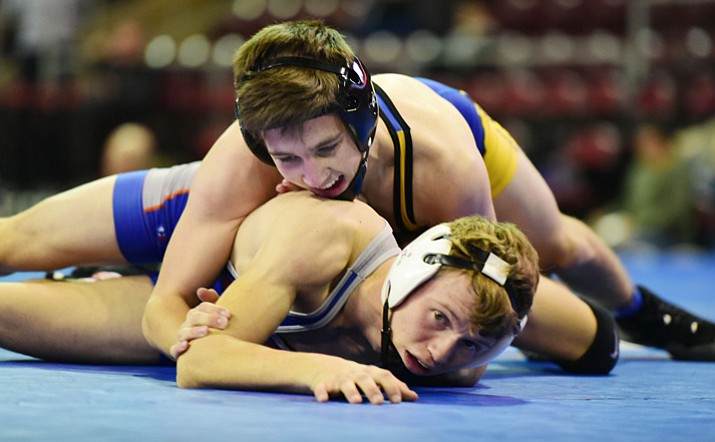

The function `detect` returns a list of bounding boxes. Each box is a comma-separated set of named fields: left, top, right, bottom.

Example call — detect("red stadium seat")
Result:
left=683, top=73, right=715, bottom=119
left=635, top=71, right=677, bottom=118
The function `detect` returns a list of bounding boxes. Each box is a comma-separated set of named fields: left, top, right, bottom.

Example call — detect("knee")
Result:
left=540, top=215, right=596, bottom=272
left=552, top=299, right=619, bottom=375
left=0, top=214, right=31, bottom=263
left=0, top=216, right=18, bottom=262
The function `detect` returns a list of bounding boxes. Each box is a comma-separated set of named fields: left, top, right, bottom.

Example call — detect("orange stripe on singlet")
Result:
left=143, top=189, right=190, bottom=213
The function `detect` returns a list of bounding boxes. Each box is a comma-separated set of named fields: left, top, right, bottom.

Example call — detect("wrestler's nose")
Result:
left=429, top=334, right=460, bottom=366
left=301, top=159, right=329, bottom=188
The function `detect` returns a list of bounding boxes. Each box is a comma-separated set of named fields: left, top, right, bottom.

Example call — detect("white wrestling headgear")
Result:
left=380, top=223, right=527, bottom=369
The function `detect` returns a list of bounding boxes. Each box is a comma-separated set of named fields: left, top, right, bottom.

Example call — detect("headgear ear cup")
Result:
left=234, top=99, right=273, bottom=165
left=335, top=57, right=378, bottom=154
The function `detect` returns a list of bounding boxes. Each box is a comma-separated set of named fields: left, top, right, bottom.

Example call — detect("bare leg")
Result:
left=494, top=149, right=633, bottom=310
left=549, top=215, right=633, bottom=310
left=514, top=277, right=597, bottom=361
left=0, top=175, right=126, bottom=274
left=499, top=150, right=715, bottom=361
left=0, top=276, right=161, bottom=364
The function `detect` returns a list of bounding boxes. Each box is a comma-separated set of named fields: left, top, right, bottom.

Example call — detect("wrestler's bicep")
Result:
left=211, top=203, right=355, bottom=343
left=214, top=272, right=296, bottom=345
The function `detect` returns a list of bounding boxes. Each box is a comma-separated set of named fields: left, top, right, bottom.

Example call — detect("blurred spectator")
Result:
left=77, top=17, right=161, bottom=178
left=449, top=0, right=498, bottom=37
left=0, top=121, right=158, bottom=216
left=542, top=122, right=626, bottom=219
left=0, top=0, right=93, bottom=85
left=674, top=117, right=715, bottom=247
left=100, top=122, right=158, bottom=177
left=80, top=16, right=157, bottom=117
left=360, top=0, right=456, bottom=36
left=592, top=123, right=696, bottom=250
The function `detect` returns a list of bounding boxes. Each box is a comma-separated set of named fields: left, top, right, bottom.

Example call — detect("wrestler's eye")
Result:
left=316, top=143, right=338, bottom=157
left=273, top=155, right=298, bottom=164
left=433, top=311, right=447, bottom=325
left=461, top=339, right=478, bottom=351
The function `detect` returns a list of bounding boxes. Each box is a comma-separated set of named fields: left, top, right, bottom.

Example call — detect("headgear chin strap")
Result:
left=334, top=156, right=367, bottom=201
left=235, top=55, right=378, bottom=201
left=380, top=223, right=527, bottom=371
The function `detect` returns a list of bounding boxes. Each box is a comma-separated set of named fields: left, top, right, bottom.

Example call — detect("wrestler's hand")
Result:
left=170, top=287, right=231, bottom=359
left=275, top=179, right=302, bottom=194
left=311, top=360, right=418, bottom=405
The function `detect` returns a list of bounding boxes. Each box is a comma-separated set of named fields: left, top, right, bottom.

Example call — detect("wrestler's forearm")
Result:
left=176, top=334, right=323, bottom=393
left=176, top=333, right=419, bottom=404
left=141, top=204, right=240, bottom=357
left=142, top=293, right=189, bottom=358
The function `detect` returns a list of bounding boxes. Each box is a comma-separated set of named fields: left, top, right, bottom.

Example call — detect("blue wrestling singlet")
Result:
left=113, top=162, right=199, bottom=265
left=415, top=77, right=488, bottom=155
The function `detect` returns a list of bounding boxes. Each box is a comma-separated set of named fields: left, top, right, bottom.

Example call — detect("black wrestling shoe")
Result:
left=616, top=285, right=715, bottom=361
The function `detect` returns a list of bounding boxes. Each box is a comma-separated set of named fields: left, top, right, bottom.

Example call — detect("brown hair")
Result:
left=447, top=216, right=539, bottom=339
left=233, top=20, right=355, bottom=136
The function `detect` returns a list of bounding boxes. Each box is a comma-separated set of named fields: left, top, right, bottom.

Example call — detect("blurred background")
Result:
left=1, top=0, right=714, bottom=250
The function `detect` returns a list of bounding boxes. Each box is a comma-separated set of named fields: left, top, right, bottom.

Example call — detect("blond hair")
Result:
left=447, top=216, right=539, bottom=339
left=233, top=20, right=355, bottom=136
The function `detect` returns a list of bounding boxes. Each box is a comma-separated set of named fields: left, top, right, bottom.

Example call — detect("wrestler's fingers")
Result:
left=186, top=305, right=230, bottom=329
left=378, top=376, right=418, bottom=403
left=176, top=325, right=209, bottom=343
left=196, top=287, right=221, bottom=303
left=356, top=377, right=385, bottom=405
left=395, top=384, right=419, bottom=403
left=275, top=179, right=301, bottom=194
left=340, top=381, right=366, bottom=404
left=170, top=340, right=189, bottom=359
left=189, top=302, right=227, bottom=315
left=313, top=384, right=330, bottom=403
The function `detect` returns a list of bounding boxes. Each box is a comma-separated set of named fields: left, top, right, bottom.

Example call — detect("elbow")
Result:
left=175, top=341, right=211, bottom=389
left=140, top=299, right=161, bottom=350
left=176, top=355, right=198, bottom=389
left=175, top=348, right=200, bottom=389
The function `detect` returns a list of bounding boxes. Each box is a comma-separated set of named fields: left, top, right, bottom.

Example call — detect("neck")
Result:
left=345, top=258, right=394, bottom=356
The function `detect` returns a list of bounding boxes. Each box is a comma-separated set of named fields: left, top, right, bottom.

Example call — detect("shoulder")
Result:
left=372, top=75, right=482, bottom=168
left=256, top=192, right=386, bottom=242
left=236, top=192, right=388, bottom=271
left=373, top=75, right=473, bottom=142
left=190, top=122, right=283, bottom=215
left=373, top=74, right=435, bottom=98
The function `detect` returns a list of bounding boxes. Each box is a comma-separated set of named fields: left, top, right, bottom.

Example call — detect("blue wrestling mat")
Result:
left=2, top=251, right=715, bottom=441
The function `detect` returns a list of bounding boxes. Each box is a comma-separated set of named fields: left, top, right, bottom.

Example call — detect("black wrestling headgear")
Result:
left=235, top=56, right=378, bottom=200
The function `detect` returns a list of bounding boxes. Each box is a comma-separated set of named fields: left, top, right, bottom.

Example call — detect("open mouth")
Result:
left=312, top=175, right=345, bottom=198
left=404, top=350, right=431, bottom=375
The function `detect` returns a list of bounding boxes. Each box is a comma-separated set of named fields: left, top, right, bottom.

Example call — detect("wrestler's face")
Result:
left=263, top=113, right=362, bottom=199
left=389, top=271, right=499, bottom=375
